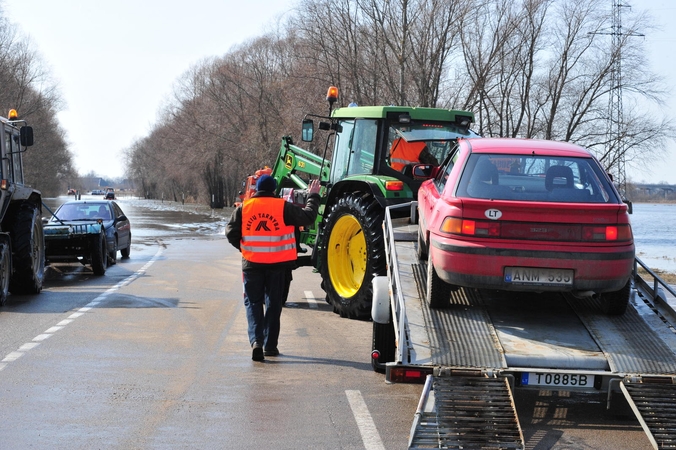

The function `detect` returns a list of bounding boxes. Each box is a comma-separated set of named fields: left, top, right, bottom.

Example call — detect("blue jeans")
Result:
left=242, top=267, right=286, bottom=349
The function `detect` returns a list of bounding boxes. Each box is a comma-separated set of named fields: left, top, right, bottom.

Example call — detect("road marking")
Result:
left=0, top=245, right=164, bottom=372
left=304, top=290, right=318, bottom=309
left=345, top=390, right=386, bottom=450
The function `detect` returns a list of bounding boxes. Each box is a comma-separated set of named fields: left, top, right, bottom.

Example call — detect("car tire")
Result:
left=416, top=225, right=428, bottom=262
left=600, top=279, right=631, bottom=316
left=109, top=237, right=117, bottom=265
left=426, top=250, right=451, bottom=308
left=121, top=236, right=131, bottom=259
left=91, top=230, right=108, bottom=276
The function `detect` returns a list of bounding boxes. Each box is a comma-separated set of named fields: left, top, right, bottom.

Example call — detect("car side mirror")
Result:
left=20, top=126, right=34, bottom=147
left=116, top=215, right=128, bottom=222
left=412, top=164, right=434, bottom=179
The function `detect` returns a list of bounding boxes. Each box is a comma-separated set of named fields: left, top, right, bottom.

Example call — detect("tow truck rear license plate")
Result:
left=504, top=267, right=573, bottom=286
left=521, top=372, right=594, bottom=388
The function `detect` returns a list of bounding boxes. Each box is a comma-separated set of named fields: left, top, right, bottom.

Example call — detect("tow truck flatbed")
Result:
left=376, top=204, right=676, bottom=449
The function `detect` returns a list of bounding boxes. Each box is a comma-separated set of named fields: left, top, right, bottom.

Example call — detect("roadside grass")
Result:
left=637, top=267, right=676, bottom=285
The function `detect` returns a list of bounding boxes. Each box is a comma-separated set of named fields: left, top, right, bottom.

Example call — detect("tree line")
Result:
left=3, top=1, right=672, bottom=202
left=126, top=0, right=674, bottom=206
left=0, top=7, right=76, bottom=197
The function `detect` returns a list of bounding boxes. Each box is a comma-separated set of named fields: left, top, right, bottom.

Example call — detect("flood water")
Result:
left=631, top=203, right=676, bottom=273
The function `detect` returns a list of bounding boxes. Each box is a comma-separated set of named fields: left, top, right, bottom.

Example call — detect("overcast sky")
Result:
left=3, top=0, right=676, bottom=184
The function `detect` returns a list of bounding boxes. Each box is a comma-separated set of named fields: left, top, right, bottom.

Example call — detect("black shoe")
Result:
left=252, top=344, right=264, bottom=361
left=264, top=348, right=279, bottom=357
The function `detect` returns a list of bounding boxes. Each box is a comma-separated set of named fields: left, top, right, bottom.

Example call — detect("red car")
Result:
left=417, top=138, right=634, bottom=315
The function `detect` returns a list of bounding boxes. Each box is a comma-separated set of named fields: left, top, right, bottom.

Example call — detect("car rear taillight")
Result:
left=440, top=217, right=500, bottom=237
left=582, top=224, right=632, bottom=241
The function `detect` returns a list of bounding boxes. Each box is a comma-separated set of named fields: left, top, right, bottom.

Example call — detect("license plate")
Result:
left=504, top=267, right=573, bottom=286
left=521, top=372, right=594, bottom=388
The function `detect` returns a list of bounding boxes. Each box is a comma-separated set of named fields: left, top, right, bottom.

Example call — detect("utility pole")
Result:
left=592, top=1, right=643, bottom=199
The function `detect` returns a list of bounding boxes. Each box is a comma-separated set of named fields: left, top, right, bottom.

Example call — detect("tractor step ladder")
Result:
left=409, top=375, right=524, bottom=449
left=621, top=378, right=676, bottom=449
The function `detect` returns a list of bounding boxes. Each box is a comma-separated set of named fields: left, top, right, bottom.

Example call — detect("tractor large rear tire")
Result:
left=0, top=242, right=11, bottom=306
left=9, top=202, right=44, bottom=295
left=321, top=193, right=385, bottom=320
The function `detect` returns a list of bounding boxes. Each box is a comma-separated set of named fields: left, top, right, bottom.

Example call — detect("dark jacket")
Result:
left=225, top=191, right=321, bottom=270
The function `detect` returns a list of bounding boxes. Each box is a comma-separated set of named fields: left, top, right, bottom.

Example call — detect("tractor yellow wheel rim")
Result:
left=327, top=215, right=367, bottom=298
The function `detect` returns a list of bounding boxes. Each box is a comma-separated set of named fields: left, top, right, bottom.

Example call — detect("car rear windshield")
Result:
left=456, top=153, right=618, bottom=203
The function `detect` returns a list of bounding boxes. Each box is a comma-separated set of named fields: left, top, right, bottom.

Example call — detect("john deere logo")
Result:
left=285, top=155, right=293, bottom=170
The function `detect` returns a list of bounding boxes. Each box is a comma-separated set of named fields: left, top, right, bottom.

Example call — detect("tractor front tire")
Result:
left=321, top=193, right=385, bottom=320
left=9, top=202, right=44, bottom=294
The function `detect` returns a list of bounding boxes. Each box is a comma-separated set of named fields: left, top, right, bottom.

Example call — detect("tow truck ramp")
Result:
left=379, top=204, right=676, bottom=450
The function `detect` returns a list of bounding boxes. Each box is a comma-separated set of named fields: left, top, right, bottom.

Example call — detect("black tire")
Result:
left=9, top=202, right=44, bottom=294
left=372, top=319, right=396, bottom=373
left=109, top=237, right=117, bottom=265
left=320, top=193, right=385, bottom=320
left=120, top=234, right=131, bottom=259
left=91, top=230, right=108, bottom=276
left=426, top=250, right=451, bottom=308
left=0, top=242, right=11, bottom=306
left=416, top=225, right=428, bottom=262
left=601, top=279, right=631, bottom=316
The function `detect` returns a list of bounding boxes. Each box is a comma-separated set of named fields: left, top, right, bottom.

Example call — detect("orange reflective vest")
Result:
left=390, top=138, right=426, bottom=171
left=241, top=197, right=296, bottom=264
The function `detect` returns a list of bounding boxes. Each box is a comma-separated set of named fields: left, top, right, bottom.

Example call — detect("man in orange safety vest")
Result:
left=225, top=175, right=321, bottom=361
left=389, top=138, right=439, bottom=171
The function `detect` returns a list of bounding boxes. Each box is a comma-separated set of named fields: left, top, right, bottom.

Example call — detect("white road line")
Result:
left=0, top=245, right=164, bottom=372
left=304, top=290, right=318, bottom=309
left=345, top=390, right=386, bottom=450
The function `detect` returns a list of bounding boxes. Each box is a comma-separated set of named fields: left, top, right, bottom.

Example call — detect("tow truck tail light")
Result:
left=388, top=366, right=433, bottom=384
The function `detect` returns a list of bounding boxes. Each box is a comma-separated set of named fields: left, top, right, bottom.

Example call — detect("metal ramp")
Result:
left=409, top=375, right=524, bottom=449
left=621, top=379, right=676, bottom=449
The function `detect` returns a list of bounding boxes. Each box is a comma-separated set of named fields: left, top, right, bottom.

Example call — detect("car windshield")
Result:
left=53, top=203, right=112, bottom=221
left=457, top=153, right=617, bottom=203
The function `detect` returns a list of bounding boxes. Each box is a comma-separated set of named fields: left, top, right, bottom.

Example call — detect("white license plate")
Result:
left=504, top=267, right=573, bottom=286
left=521, top=372, right=594, bottom=388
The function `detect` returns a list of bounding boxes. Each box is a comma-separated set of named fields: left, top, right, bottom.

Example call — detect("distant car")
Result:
left=90, top=189, right=104, bottom=195
left=43, top=200, right=132, bottom=275
left=67, top=189, right=76, bottom=195
left=105, top=192, right=115, bottom=200
left=417, top=138, right=635, bottom=315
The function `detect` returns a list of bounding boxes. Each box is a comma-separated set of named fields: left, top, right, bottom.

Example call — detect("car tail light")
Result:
left=440, top=217, right=500, bottom=237
left=582, top=224, right=632, bottom=241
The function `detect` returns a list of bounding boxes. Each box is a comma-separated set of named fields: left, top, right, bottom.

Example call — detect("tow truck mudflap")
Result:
left=619, top=376, right=676, bottom=450
left=408, top=373, right=524, bottom=450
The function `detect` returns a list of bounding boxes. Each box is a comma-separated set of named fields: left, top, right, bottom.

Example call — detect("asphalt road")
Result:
left=0, top=196, right=656, bottom=449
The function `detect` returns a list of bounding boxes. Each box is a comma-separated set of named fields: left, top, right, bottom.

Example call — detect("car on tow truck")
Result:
left=417, top=137, right=635, bottom=315
left=43, top=200, right=131, bottom=275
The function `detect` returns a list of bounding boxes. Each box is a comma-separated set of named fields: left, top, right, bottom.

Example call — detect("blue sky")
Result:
left=3, top=0, right=676, bottom=184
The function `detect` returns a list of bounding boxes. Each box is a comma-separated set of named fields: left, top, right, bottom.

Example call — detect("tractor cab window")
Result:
left=10, top=133, right=22, bottom=184
left=387, top=121, right=478, bottom=175
left=330, top=119, right=378, bottom=183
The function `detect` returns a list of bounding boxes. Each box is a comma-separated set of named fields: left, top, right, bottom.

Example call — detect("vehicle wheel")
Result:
left=0, top=242, right=11, bottom=306
left=9, top=202, right=44, bottom=294
left=321, top=193, right=385, bottom=320
left=91, top=230, right=108, bottom=276
left=108, top=237, right=117, bottom=265
left=372, top=319, right=396, bottom=373
left=600, top=279, right=631, bottom=316
left=120, top=236, right=131, bottom=259
left=416, top=225, right=428, bottom=262
left=426, top=250, right=451, bottom=308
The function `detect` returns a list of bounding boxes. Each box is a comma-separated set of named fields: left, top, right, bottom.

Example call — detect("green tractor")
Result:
left=267, top=87, right=478, bottom=319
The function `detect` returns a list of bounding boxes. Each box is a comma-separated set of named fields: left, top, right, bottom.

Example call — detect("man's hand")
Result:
left=307, top=179, right=321, bottom=195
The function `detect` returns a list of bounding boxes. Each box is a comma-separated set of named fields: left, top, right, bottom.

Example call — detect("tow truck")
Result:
left=371, top=202, right=676, bottom=449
